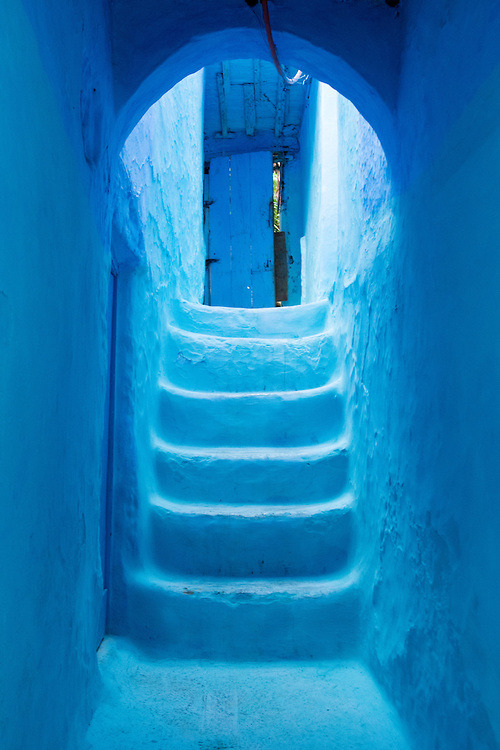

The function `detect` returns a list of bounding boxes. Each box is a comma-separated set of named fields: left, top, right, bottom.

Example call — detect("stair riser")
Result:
left=172, top=299, right=331, bottom=339
left=127, top=579, right=362, bottom=660
left=149, top=504, right=355, bottom=577
left=155, top=449, right=349, bottom=505
left=157, top=387, right=345, bottom=448
left=164, top=329, right=337, bottom=392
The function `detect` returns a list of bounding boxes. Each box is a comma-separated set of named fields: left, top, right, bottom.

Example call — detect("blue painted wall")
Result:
left=298, top=81, right=340, bottom=303
left=0, top=0, right=113, bottom=747
left=296, top=6, right=500, bottom=745
left=108, top=73, right=205, bottom=634
left=278, top=82, right=339, bottom=308
left=367, top=3, right=500, bottom=745
left=119, top=72, right=205, bottom=303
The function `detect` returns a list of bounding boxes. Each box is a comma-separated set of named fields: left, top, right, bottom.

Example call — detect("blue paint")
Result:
left=108, top=72, right=206, bottom=641
left=299, top=81, right=340, bottom=303
left=203, top=58, right=309, bottom=160
left=0, top=1, right=110, bottom=747
left=207, top=151, right=274, bottom=308
left=115, top=277, right=360, bottom=660
left=111, top=4, right=401, bottom=155
left=2, top=0, right=500, bottom=747
left=103, top=271, right=118, bottom=627
left=88, top=640, right=409, bottom=749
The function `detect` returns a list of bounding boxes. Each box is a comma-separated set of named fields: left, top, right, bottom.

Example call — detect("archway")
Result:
left=113, top=28, right=399, bottom=174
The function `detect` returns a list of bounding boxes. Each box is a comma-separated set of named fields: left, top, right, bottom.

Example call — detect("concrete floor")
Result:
left=86, top=637, right=410, bottom=749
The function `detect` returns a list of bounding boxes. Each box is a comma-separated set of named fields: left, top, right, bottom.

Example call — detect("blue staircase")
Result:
left=127, top=299, right=362, bottom=660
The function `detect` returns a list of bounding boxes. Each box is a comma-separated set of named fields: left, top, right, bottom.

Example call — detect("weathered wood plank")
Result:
left=207, top=156, right=231, bottom=305
left=204, top=133, right=299, bottom=160
left=243, top=83, right=256, bottom=136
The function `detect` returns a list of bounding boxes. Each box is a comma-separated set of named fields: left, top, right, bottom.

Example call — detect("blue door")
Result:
left=207, top=151, right=274, bottom=308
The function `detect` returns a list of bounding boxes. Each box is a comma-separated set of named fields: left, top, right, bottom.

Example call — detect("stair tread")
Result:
left=154, top=435, right=349, bottom=459
left=150, top=492, right=354, bottom=518
left=165, top=323, right=337, bottom=392
left=158, top=374, right=344, bottom=400
left=138, top=568, right=360, bottom=597
left=172, top=298, right=331, bottom=339
left=177, top=298, right=329, bottom=316
left=167, top=324, right=333, bottom=346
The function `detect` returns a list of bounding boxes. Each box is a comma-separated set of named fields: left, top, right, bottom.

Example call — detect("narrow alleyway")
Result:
left=3, top=2, right=500, bottom=748
left=87, top=300, right=409, bottom=748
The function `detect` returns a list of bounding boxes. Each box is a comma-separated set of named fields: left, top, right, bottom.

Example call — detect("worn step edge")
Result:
left=126, top=568, right=362, bottom=658
left=136, top=567, right=361, bottom=599
left=153, top=435, right=350, bottom=461
left=157, top=373, right=345, bottom=400
left=165, top=325, right=335, bottom=348
left=149, top=492, right=355, bottom=518
left=148, top=494, right=356, bottom=577
left=171, top=298, right=331, bottom=339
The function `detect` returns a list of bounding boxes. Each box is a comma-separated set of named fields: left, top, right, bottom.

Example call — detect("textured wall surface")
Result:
left=0, top=0, right=112, bottom=747
left=109, top=73, right=205, bottom=634
left=120, top=73, right=205, bottom=305
left=299, top=81, right=340, bottom=304
left=324, top=5, right=500, bottom=745
left=299, top=21, right=500, bottom=740
left=367, top=2, right=500, bottom=744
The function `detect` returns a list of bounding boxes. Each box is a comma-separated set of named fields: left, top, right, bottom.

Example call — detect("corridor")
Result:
left=2, top=1, right=500, bottom=749
left=88, top=296, right=408, bottom=748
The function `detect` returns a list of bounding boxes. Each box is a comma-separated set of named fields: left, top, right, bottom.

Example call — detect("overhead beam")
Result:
left=204, top=133, right=299, bottom=160
left=243, top=83, right=256, bottom=136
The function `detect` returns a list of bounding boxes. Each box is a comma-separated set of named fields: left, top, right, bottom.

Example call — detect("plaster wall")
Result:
left=362, top=3, right=500, bottom=746
left=298, top=17, right=500, bottom=739
left=109, top=73, right=205, bottom=631
left=325, top=3, right=500, bottom=746
left=299, top=81, right=339, bottom=304
left=0, top=0, right=113, bottom=747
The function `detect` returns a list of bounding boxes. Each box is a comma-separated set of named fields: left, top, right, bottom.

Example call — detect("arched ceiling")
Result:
left=110, top=1, right=402, bottom=116
left=110, top=0, right=402, bottom=159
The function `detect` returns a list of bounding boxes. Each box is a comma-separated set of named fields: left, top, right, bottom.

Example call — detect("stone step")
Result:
left=148, top=493, right=356, bottom=578
left=154, top=438, right=350, bottom=505
left=163, top=326, right=337, bottom=392
left=127, top=569, right=362, bottom=660
left=171, top=298, right=331, bottom=339
left=156, top=376, right=345, bottom=448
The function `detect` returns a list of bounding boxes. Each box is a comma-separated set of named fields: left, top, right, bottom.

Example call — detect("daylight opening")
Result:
left=119, top=58, right=391, bottom=313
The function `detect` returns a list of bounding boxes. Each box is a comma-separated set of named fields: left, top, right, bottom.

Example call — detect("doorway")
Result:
left=204, top=150, right=275, bottom=308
